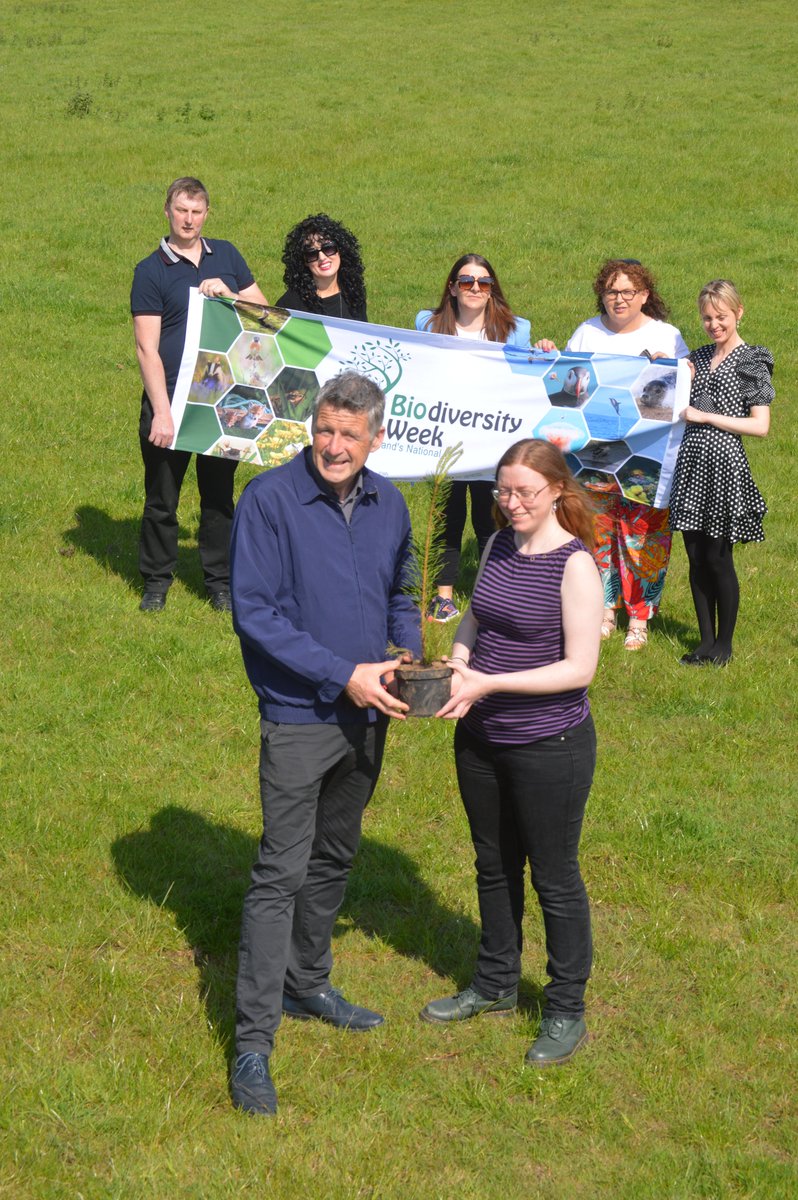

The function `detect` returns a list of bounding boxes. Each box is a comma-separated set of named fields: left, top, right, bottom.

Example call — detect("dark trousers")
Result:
left=437, top=481, right=496, bottom=588
left=138, top=434, right=237, bottom=592
left=682, top=531, right=739, bottom=653
left=235, top=719, right=387, bottom=1055
left=454, top=715, right=596, bottom=1016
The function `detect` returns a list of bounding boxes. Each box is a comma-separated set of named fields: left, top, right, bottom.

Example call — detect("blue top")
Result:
left=231, top=448, right=422, bottom=724
left=131, top=237, right=255, bottom=396
left=464, top=529, right=590, bottom=744
left=414, top=310, right=532, bottom=349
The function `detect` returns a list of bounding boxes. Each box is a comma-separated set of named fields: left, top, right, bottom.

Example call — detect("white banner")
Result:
left=171, top=292, right=689, bottom=506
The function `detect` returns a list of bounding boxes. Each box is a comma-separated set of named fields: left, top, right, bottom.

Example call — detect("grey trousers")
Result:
left=235, top=718, right=387, bottom=1055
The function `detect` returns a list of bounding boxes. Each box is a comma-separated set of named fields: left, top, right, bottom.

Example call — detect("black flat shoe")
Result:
left=525, top=1016, right=589, bottom=1067
left=140, top=591, right=166, bottom=612
left=208, top=589, right=233, bottom=612
left=230, top=1052, right=277, bottom=1115
left=282, top=987, right=384, bottom=1031
left=680, top=651, right=706, bottom=666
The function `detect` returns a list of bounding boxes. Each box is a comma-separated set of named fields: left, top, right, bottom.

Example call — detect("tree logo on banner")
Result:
left=343, top=339, right=411, bottom=394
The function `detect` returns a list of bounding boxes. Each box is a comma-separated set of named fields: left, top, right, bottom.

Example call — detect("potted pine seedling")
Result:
left=394, top=443, right=464, bottom=716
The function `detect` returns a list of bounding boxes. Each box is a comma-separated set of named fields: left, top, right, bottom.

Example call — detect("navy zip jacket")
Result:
left=231, top=447, right=422, bottom=724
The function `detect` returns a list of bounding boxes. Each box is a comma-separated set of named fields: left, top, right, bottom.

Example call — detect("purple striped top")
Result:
left=463, top=528, right=590, bottom=745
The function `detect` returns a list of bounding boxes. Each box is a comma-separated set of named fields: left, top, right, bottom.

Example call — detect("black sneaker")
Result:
left=231, top=1052, right=277, bottom=1115
left=426, top=595, right=460, bottom=623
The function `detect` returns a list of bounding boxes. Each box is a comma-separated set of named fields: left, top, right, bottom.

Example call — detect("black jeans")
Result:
left=235, top=719, right=387, bottom=1055
left=454, top=715, right=596, bottom=1016
left=437, top=481, right=496, bottom=587
left=138, top=434, right=237, bottom=592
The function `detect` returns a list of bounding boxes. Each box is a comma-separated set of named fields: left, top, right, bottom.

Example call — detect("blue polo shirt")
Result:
left=131, top=236, right=255, bottom=397
left=231, top=448, right=422, bottom=725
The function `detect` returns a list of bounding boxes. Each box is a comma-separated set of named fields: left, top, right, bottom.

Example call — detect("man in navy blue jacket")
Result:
left=229, top=370, right=421, bottom=1116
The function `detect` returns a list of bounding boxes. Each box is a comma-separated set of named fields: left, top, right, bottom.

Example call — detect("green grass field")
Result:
left=2, top=2, right=797, bottom=1196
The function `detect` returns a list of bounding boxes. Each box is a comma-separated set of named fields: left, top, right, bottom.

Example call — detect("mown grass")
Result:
left=1, top=2, right=797, bottom=1197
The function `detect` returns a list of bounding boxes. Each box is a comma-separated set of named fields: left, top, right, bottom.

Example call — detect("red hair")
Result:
left=493, top=439, right=596, bottom=550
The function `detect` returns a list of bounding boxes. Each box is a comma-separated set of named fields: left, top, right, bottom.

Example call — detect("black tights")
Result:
left=682, top=531, right=739, bottom=659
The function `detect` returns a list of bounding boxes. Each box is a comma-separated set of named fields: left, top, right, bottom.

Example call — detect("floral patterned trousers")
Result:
left=591, top=493, right=672, bottom=620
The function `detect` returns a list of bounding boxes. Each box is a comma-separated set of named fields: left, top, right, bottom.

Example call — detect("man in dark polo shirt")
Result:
left=130, top=176, right=268, bottom=611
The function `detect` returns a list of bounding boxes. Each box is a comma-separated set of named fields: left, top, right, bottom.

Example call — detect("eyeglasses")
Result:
left=491, top=483, right=551, bottom=506
left=304, top=241, right=339, bottom=263
left=455, top=275, right=494, bottom=293
left=603, top=288, right=641, bottom=301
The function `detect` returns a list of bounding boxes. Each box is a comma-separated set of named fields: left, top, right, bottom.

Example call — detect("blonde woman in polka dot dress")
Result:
left=669, top=280, right=774, bottom=666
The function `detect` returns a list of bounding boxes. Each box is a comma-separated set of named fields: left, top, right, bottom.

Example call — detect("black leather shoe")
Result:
left=230, top=1052, right=277, bottom=1115
left=208, top=589, right=233, bottom=612
left=420, top=985, right=517, bottom=1024
left=139, top=591, right=166, bottom=612
left=525, top=1015, right=588, bottom=1067
left=282, top=987, right=384, bottom=1031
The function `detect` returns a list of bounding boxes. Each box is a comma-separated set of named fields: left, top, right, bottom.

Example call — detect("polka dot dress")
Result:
left=669, top=343, right=774, bottom=543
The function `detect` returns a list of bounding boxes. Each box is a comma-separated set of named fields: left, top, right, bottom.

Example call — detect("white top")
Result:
left=455, top=323, right=486, bottom=340
left=565, top=316, right=689, bottom=358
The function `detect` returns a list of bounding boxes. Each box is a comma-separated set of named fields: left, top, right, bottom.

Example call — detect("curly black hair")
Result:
left=281, top=213, right=367, bottom=315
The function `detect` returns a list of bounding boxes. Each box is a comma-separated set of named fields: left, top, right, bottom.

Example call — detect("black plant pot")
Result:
left=394, top=662, right=453, bottom=717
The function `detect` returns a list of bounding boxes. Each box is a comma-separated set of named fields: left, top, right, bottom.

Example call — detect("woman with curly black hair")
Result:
left=276, top=214, right=368, bottom=322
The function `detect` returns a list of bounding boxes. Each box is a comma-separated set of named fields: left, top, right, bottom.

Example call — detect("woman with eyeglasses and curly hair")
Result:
left=537, top=258, right=689, bottom=650
left=276, top=213, right=368, bottom=322
left=415, top=254, right=532, bottom=623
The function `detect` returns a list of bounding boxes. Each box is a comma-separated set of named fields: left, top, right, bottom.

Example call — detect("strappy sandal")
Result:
left=600, top=611, right=617, bottom=639
left=624, top=624, right=649, bottom=651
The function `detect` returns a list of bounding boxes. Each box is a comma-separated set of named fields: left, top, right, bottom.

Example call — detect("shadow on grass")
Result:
left=111, top=806, right=250, bottom=1058
left=652, top=611, right=699, bottom=651
left=111, top=806, right=488, bottom=1060
left=63, top=505, right=208, bottom=600
left=340, top=834, right=481, bottom=988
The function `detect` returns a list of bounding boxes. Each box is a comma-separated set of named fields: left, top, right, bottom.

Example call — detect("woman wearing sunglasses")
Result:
left=537, top=259, right=689, bottom=650
left=277, top=213, right=368, bottom=322
left=415, top=254, right=532, bottom=623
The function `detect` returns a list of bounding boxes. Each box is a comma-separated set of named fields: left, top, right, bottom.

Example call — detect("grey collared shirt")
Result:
left=308, top=460, right=364, bottom=525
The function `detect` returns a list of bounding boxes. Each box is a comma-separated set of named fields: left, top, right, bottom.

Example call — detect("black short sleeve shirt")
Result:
left=131, top=237, right=255, bottom=396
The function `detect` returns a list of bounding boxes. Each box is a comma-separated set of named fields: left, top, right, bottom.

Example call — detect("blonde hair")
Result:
left=698, top=279, right=743, bottom=314
left=165, top=177, right=209, bottom=209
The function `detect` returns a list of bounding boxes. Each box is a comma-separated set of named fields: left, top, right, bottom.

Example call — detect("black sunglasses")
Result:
left=304, top=241, right=339, bottom=263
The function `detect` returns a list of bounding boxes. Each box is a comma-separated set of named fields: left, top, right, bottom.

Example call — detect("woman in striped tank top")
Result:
left=420, top=440, right=603, bottom=1068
